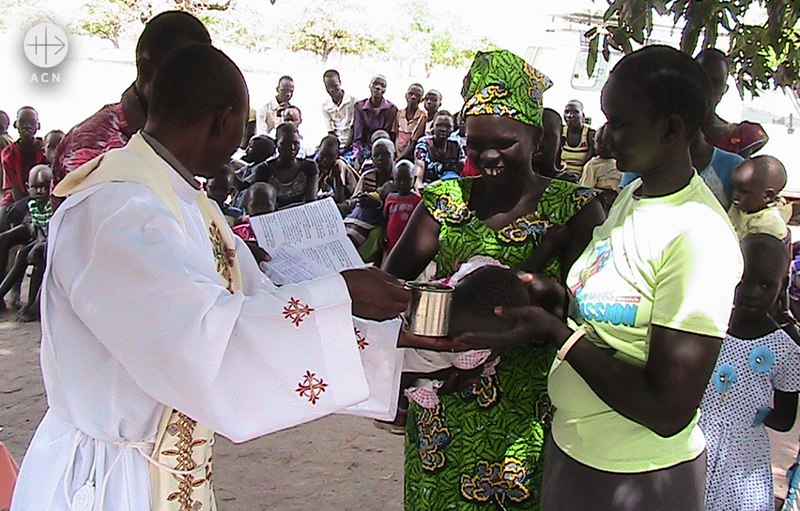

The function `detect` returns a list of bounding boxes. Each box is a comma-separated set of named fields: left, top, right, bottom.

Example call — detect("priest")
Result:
left=11, top=44, right=414, bottom=511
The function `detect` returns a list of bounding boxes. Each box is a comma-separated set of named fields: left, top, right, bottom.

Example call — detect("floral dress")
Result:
left=405, top=177, right=600, bottom=511
left=700, top=329, right=800, bottom=511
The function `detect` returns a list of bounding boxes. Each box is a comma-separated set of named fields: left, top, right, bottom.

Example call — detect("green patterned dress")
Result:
left=405, top=177, right=600, bottom=511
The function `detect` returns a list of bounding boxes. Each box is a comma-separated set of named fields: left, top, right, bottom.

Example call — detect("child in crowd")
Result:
left=232, top=182, right=278, bottom=243
left=345, top=138, right=395, bottom=262
left=394, top=83, right=427, bottom=160
left=382, top=160, right=420, bottom=255
left=423, top=89, right=442, bottom=136
left=207, top=165, right=245, bottom=226
left=0, top=107, right=47, bottom=207
left=579, top=124, right=620, bottom=191
left=728, top=155, right=790, bottom=242
left=235, top=135, right=276, bottom=185
left=700, top=234, right=800, bottom=511
left=316, top=134, right=360, bottom=213
left=0, top=111, right=13, bottom=152
left=43, top=130, right=64, bottom=164
left=0, top=165, right=52, bottom=321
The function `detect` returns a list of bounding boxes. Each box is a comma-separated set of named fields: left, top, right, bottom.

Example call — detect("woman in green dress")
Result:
left=383, top=50, right=605, bottom=510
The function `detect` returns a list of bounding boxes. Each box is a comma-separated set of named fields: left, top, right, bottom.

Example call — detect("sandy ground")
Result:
left=4, top=311, right=800, bottom=510
left=0, top=311, right=404, bottom=511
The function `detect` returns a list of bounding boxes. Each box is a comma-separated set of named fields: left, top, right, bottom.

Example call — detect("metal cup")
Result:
left=404, top=281, right=454, bottom=337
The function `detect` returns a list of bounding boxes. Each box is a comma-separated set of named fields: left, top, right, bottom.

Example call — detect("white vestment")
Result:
left=10, top=134, right=402, bottom=511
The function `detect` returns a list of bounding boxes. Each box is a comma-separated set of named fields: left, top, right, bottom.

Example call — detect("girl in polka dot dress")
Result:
left=701, top=234, right=800, bottom=511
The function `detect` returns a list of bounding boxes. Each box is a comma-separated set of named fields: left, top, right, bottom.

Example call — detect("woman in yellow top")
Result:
left=460, top=46, right=743, bottom=511
left=560, top=100, right=595, bottom=178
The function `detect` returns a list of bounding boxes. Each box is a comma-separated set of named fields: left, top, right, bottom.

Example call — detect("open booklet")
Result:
left=249, top=198, right=365, bottom=285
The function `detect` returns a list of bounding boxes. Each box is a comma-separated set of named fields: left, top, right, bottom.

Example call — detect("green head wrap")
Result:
left=462, top=50, right=553, bottom=127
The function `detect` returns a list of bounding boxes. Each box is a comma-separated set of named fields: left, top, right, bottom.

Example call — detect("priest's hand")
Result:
left=341, top=267, right=411, bottom=321
left=397, top=329, right=471, bottom=351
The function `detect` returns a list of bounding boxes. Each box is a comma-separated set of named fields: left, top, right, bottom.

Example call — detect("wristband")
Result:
left=557, top=326, right=586, bottom=361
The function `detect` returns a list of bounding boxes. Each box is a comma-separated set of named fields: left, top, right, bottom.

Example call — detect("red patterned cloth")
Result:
left=52, top=102, right=132, bottom=190
left=707, top=120, right=768, bottom=156
left=0, top=142, right=47, bottom=206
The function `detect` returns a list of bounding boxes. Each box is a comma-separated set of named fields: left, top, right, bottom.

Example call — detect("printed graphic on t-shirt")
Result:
left=571, top=240, right=641, bottom=328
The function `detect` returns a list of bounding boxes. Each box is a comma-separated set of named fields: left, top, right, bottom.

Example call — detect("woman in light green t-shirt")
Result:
left=461, top=46, right=742, bottom=511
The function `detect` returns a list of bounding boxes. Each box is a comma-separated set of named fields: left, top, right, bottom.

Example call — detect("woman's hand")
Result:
left=518, top=272, right=569, bottom=319
left=455, top=305, right=570, bottom=352
left=356, top=191, right=381, bottom=208
left=397, top=329, right=472, bottom=351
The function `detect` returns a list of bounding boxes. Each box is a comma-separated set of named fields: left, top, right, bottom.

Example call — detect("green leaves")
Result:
left=586, top=0, right=800, bottom=96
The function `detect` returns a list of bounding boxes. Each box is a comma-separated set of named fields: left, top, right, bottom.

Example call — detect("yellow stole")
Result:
left=55, top=134, right=242, bottom=511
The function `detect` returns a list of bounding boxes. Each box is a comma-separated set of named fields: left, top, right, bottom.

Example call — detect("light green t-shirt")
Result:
left=548, top=173, right=743, bottom=473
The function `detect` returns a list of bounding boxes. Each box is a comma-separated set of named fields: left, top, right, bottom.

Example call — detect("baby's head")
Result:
left=393, top=160, right=414, bottom=195
left=28, top=164, right=52, bottom=204
left=731, top=155, right=786, bottom=213
left=735, top=233, right=790, bottom=318
left=594, top=124, right=613, bottom=159
left=246, top=182, right=277, bottom=216
left=449, top=266, right=531, bottom=337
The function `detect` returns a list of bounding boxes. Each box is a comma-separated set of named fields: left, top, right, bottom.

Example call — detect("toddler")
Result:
left=232, top=182, right=277, bottom=243
left=700, top=234, right=800, bottom=511
left=729, top=155, right=790, bottom=242
left=207, top=165, right=245, bottom=226
left=382, top=160, right=421, bottom=254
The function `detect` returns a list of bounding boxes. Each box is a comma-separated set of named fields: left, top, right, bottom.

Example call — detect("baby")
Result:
left=729, top=155, right=790, bottom=242
left=404, top=257, right=531, bottom=408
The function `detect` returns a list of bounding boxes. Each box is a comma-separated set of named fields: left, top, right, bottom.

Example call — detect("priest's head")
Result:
left=135, top=11, right=212, bottom=112
left=145, top=43, right=249, bottom=179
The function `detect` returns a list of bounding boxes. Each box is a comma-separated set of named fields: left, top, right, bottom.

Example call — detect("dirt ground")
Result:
left=4, top=311, right=800, bottom=510
left=0, top=311, right=404, bottom=511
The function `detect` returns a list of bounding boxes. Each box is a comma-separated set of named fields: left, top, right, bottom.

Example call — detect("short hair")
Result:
left=17, top=106, right=37, bottom=118
left=426, top=89, right=442, bottom=100
left=323, top=69, right=340, bottom=81
left=29, top=164, right=52, bottom=182
left=135, top=11, right=211, bottom=70
left=278, top=75, right=294, bottom=84
left=747, top=155, right=788, bottom=191
left=608, top=45, right=712, bottom=136
left=433, top=109, right=453, bottom=120
left=372, top=137, right=395, bottom=154
left=148, top=44, right=247, bottom=127
left=408, top=83, right=424, bottom=92
left=696, top=48, right=731, bottom=72
left=370, top=74, right=387, bottom=85
left=0, top=111, right=8, bottom=125
left=319, top=134, right=340, bottom=150
left=283, top=105, right=302, bottom=117
left=742, top=233, right=790, bottom=268
left=449, top=266, right=530, bottom=336
left=45, top=129, right=64, bottom=139
left=393, top=159, right=414, bottom=177
left=566, top=99, right=584, bottom=110
left=275, top=122, right=299, bottom=141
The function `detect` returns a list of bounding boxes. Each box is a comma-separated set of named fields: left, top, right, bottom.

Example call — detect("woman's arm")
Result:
left=763, top=390, right=798, bottom=432
left=560, top=197, right=605, bottom=281
left=557, top=321, right=721, bottom=437
left=382, top=203, right=440, bottom=279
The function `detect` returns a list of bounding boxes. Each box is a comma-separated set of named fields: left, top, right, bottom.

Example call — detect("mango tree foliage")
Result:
left=585, top=0, right=800, bottom=95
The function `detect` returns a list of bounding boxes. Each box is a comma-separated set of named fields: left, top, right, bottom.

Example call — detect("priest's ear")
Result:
left=209, top=104, right=248, bottom=155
